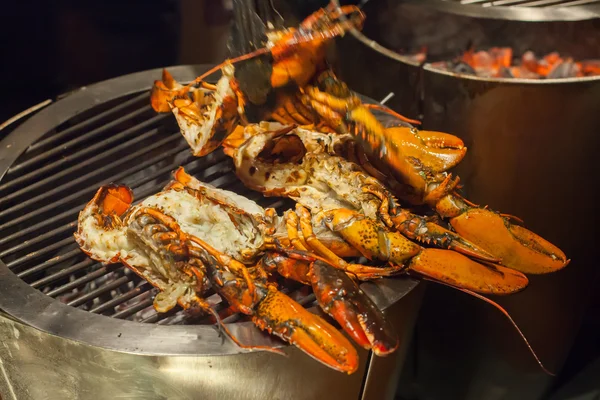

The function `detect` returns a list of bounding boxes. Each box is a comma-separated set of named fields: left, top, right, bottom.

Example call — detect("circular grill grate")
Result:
left=0, top=72, right=298, bottom=326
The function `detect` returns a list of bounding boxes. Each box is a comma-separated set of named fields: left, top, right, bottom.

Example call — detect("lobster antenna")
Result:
left=212, top=313, right=288, bottom=357
left=422, top=277, right=556, bottom=376
left=183, top=49, right=272, bottom=90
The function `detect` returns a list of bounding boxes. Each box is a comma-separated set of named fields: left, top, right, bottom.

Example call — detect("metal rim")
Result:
left=401, top=0, right=600, bottom=21
left=423, top=63, right=600, bottom=84
left=330, top=0, right=600, bottom=84
left=341, top=32, right=600, bottom=85
left=0, top=64, right=419, bottom=356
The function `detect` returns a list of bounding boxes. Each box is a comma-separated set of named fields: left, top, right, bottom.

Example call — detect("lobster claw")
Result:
left=387, top=126, right=468, bottom=173
left=254, top=286, right=360, bottom=374
left=194, top=242, right=359, bottom=374
left=310, top=260, right=399, bottom=356
left=448, top=207, right=570, bottom=274
left=407, top=248, right=529, bottom=295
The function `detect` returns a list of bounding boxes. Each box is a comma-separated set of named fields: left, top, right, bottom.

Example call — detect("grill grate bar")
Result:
left=513, top=0, right=567, bottom=6
left=13, top=158, right=229, bottom=289
left=16, top=248, right=83, bottom=278
left=26, top=92, right=150, bottom=153
left=65, top=275, right=131, bottom=307
left=7, top=105, right=154, bottom=175
left=89, top=282, right=150, bottom=314
left=482, top=0, right=532, bottom=5
left=5, top=238, right=77, bottom=270
left=0, top=223, right=76, bottom=259
left=0, top=133, right=184, bottom=229
left=48, top=266, right=114, bottom=298
left=0, top=149, right=212, bottom=248
left=0, top=207, right=77, bottom=247
left=141, top=307, right=182, bottom=324
left=554, top=0, right=600, bottom=5
left=30, top=259, right=96, bottom=288
left=112, top=298, right=154, bottom=319
left=0, top=114, right=168, bottom=197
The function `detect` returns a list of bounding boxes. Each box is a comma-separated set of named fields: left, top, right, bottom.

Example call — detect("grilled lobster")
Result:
left=75, top=168, right=417, bottom=372
left=219, top=121, right=559, bottom=373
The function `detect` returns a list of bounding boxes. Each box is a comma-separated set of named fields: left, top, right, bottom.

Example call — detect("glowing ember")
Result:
left=429, top=47, right=600, bottom=79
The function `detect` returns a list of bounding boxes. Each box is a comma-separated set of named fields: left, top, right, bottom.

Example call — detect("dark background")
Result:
left=1, top=1, right=598, bottom=399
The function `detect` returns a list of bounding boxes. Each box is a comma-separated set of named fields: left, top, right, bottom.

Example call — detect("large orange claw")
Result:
left=408, top=248, right=529, bottom=295
left=254, top=286, right=360, bottom=374
left=388, top=126, right=467, bottom=173
left=311, top=260, right=399, bottom=356
left=448, top=207, right=569, bottom=274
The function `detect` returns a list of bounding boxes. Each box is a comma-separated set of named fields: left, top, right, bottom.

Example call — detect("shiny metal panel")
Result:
left=0, top=312, right=369, bottom=400
left=361, top=282, right=427, bottom=400
left=0, top=279, right=421, bottom=400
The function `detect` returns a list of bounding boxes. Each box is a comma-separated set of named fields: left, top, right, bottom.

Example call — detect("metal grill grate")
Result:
left=401, top=0, right=600, bottom=20
left=0, top=75, right=303, bottom=327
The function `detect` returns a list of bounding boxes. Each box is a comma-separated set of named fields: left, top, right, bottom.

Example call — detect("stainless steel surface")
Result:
left=361, top=282, right=427, bottom=400
left=0, top=311, right=371, bottom=400
left=0, top=281, right=422, bottom=400
left=400, top=0, right=600, bottom=20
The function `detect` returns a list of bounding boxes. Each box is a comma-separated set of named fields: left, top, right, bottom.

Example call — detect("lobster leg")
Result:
left=291, top=205, right=405, bottom=280
left=362, top=185, right=500, bottom=263
left=320, top=208, right=529, bottom=295
left=194, top=246, right=360, bottom=374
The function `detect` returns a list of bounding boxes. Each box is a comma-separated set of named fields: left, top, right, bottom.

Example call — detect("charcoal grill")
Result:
left=0, top=64, right=423, bottom=400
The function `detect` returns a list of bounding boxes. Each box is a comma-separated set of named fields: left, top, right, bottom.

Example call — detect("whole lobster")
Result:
left=76, top=167, right=412, bottom=373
